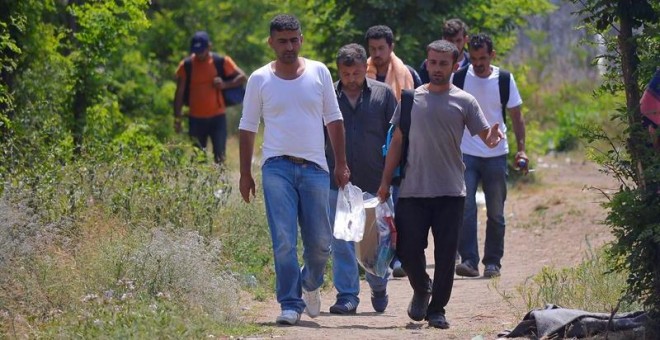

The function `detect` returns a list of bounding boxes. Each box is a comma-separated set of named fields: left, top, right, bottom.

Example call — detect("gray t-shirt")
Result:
left=391, top=85, right=488, bottom=197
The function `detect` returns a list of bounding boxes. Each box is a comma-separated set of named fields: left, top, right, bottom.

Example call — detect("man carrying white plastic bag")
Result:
left=326, top=43, right=397, bottom=315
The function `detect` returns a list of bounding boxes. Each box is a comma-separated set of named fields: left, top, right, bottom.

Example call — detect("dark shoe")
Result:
left=371, top=290, right=389, bottom=313
left=455, top=262, right=479, bottom=277
left=329, top=300, right=357, bottom=315
left=407, top=290, right=431, bottom=321
left=392, top=261, right=407, bottom=278
left=483, top=264, right=501, bottom=278
left=427, top=313, right=450, bottom=329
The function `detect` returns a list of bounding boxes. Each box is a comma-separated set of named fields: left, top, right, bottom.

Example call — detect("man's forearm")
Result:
left=223, top=74, right=247, bottom=89
left=239, top=130, right=256, bottom=175
left=174, top=99, right=183, bottom=118
left=509, top=107, right=526, bottom=152
left=326, top=120, right=347, bottom=165
left=381, top=129, right=403, bottom=186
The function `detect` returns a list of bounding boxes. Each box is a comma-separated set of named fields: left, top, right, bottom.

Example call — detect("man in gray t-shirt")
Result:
left=377, top=40, right=503, bottom=329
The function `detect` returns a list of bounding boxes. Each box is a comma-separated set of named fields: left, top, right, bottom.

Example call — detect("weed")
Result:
left=492, top=245, right=641, bottom=319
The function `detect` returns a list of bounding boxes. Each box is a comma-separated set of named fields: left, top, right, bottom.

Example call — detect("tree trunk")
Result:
left=66, top=0, right=85, bottom=155
left=617, top=0, right=645, bottom=189
left=619, top=2, right=660, bottom=333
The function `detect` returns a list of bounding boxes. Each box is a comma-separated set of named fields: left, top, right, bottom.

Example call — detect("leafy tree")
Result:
left=308, top=0, right=555, bottom=72
left=572, top=0, right=660, bottom=331
left=66, top=0, right=150, bottom=151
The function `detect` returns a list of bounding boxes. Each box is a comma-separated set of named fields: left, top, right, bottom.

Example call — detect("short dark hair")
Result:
left=427, top=40, right=459, bottom=64
left=365, top=25, right=394, bottom=46
left=442, top=18, right=469, bottom=38
left=270, top=14, right=301, bottom=35
left=336, top=43, right=368, bottom=66
left=468, top=33, right=494, bottom=54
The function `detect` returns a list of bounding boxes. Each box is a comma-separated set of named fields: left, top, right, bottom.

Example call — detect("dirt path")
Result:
left=243, top=154, right=617, bottom=339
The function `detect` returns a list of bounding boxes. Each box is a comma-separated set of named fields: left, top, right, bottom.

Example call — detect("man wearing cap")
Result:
left=174, top=31, right=247, bottom=164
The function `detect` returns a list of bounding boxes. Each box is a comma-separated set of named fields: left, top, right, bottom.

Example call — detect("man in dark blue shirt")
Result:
left=326, top=43, right=397, bottom=315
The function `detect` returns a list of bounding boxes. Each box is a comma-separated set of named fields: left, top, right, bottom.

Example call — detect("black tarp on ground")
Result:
left=499, top=304, right=648, bottom=339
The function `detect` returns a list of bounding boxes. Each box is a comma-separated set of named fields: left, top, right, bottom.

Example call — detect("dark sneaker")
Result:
left=483, top=264, right=501, bottom=278
left=455, top=262, right=479, bottom=277
left=392, top=261, right=407, bottom=278
left=329, top=300, right=357, bottom=315
left=371, top=290, right=389, bottom=313
left=407, top=290, right=431, bottom=321
left=427, top=313, right=450, bottom=329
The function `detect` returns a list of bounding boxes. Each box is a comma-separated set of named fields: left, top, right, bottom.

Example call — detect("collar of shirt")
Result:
left=334, top=78, right=373, bottom=99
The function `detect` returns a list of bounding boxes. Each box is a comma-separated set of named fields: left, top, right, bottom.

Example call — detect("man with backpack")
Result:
left=453, top=33, right=528, bottom=279
left=418, top=18, right=471, bottom=84
left=364, top=24, right=419, bottom=277
left=173, top=31, right=247, bottom=164
left=377, top=39, right=502, bottom=329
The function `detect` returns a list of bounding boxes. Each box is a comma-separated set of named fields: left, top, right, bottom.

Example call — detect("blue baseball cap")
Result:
left=190, top=31, right=210, bottom=54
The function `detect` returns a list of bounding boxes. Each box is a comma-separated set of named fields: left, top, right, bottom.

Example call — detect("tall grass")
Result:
left=0, top=138, right=273, bottom=338
left=493, top=245, right=641, bottom=321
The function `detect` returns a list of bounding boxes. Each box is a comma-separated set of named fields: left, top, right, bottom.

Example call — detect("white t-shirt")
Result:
left=457, top=65, right=523, bottom=157
left=239, top=58, right=343, bottom=172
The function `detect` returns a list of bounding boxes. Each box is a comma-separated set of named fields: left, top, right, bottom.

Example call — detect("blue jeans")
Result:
left=262, top=157, right=332, bottom=313
left=329, top=190, right=389, bottom=306
left=458, top=154, right=508, bottom=268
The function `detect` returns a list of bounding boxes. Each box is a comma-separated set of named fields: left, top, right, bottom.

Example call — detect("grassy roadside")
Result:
left=0, top=76, right=630, bottom=337
left=0, top=128, right=274, bottom=338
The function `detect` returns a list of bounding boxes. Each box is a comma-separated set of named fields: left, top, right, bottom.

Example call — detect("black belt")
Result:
left=273, top=155, right=310, bottom=165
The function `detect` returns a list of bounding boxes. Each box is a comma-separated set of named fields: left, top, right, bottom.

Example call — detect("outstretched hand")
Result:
left=485, top=123, right=504, bottom=148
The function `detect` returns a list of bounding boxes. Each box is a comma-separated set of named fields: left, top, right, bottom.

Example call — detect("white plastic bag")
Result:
left=333, top=183, right=365, bottom=242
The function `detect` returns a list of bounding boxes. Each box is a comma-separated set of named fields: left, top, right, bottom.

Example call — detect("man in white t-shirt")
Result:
left=238, top=14, right=350, bottom=326
left=454, top=33, right=528, bottom=279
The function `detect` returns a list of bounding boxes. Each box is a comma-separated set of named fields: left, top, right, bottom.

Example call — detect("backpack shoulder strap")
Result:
left=212, top=53, right=226, bottom=79
left=183, top=56, right=193, bottom=105
left=397, top=89, right=415, bottom=180
left=452, top=66, right=468, bottom=89
left=498, top=69, right=511, bottom=124
left=400, top=89, right=414, bottom=136
left=184, top=56, right=193, bottom=77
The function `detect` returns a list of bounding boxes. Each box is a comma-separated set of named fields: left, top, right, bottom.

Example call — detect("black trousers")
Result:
left=188, top=114, right=227, bottom=164
left=395, top=196, right=465, bottom=316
